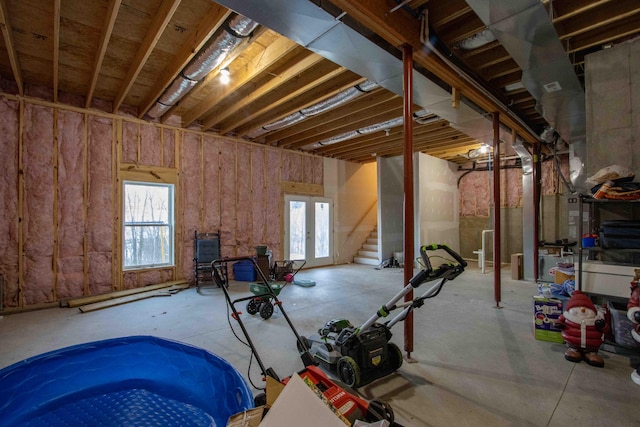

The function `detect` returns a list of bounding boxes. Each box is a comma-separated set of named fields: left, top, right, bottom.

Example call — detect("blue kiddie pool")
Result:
left=0, top=336, right=253, bottom=426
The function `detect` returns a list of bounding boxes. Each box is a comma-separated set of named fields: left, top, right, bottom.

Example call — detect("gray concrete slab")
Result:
left=0, top=264, right=637, bottom=426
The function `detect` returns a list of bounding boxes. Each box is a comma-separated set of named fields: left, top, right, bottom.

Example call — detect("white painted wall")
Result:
left=324, top=158, right=378, bottom=264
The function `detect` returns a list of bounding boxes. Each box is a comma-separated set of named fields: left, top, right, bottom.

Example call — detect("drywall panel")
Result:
left=0, top=98, right=20, bottom=307
left=378, top=156, right=404, bottom=263
left=22, top=104, right=55, bottom=305
left=416, top=153, right=459, bottom=253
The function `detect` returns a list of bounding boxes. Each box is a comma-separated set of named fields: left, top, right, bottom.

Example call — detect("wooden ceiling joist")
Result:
left=85, top=0, right=121, bottom=108
left=112, top=0, right=181, bottom=113
left=0, top=0, right=23, bottom=95
left=138, top=3, right=231, bottom=118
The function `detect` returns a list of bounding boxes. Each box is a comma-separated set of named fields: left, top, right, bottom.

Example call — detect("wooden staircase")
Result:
left=353, top=227, right=379, bottom=266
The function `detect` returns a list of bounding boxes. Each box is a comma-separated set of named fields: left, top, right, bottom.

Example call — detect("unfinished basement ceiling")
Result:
left=0, top=0, right=638, bottom=164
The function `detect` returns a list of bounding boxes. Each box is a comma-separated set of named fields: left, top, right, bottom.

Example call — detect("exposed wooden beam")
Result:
left=138, top=4, right=232, bottom=118
left=113, top=0, right=182, bottom=113
left=0, top=0, right=23, bottom=95
left=86, top=0, right=122, bottom=109
left=53, top=0, right=61, bottom=103
left=181, top=36, right=299, bottom=127
left=329, top=0, right=538, bottom=142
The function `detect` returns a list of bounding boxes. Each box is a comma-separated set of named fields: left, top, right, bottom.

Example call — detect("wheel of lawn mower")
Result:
left=259, top=301, right=274, bottom=319
left=246, top=298, right=260, bottom=315
left=387, top=342, right=403, bottom=371
left=337, top=356, right=361, bottom=388
left=367, top=399, right=395, bottom=424
left=296, top=336, right=310, bottom=353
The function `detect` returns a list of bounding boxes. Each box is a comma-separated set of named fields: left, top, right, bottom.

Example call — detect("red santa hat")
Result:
left=565, top=290, right=596, bottom=312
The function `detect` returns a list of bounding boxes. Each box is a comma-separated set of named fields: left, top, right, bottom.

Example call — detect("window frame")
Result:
left=122, top=180, right=175, bottom=270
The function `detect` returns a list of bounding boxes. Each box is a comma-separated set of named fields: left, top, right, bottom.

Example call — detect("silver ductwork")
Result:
left=147, top=14, right=258, bottom=119
left=303, top=109, right=437, bottom=149
left=214, top=0, right=516, bottom=149
left=456, top=28, right=497, bottom=50
left=246, top=80, right=379, bottom=139
left=512, top=139, right=535, bottom=280
left=464, top=0, right=585, bottom=145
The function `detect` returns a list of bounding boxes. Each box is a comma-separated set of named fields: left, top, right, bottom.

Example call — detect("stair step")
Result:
left=362, top=244, right=378, bottom=251
left=353, top=256, right=379, bottom=266
left=366, top=237, right=378, bottom=245
left=370, top=232, right=378, bottom=238
left=358, top=250, right=378, bottom=258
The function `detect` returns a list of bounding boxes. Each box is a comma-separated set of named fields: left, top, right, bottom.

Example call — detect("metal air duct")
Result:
left=464, top=0, right=585, bottom=145
left=147, top=14, right=258, bottom=118
left=246, top=80, right=379, bottom=139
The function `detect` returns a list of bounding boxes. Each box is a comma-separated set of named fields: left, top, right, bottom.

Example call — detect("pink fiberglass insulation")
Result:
left=181, top=132, right=202, bottom=281
left=87, top=116, right=114, bottom=295
left=122, top=121, right=138, bottom=164
left=251, top=145, right=266, bottom=246
left=163, top=128, right=175, bottom=168
left=265, top=148, right=281, bottom=258
left=202, top=135, right=221, bottom=232
left=22, top=104, right=55, bottom=304
left=458, top=170, right=491, bottom=217
left=281, top=151, right=303, bottom=182
left=220, top=141, right=237, bottom=255
left=502, top=168, right=523, bottom=208
left=56, top=109, right=87, bottom=299
left=123, top=271, right=137, bottom=289
left=0, top=98, right=20, bottom=307
left=235, top=144, right=252, bottom=254
left=139, top=123, right=162, bottom=167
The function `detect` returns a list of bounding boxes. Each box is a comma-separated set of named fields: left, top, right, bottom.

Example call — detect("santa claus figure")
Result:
left=627, top=275, right=640, bottom=384
left=555, top=290, right=607, bottom=367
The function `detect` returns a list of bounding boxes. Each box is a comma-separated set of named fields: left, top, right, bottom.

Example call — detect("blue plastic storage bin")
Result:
left=233, top=259, right=257, bottom=281
left=0, top=336, right=253, bottom=426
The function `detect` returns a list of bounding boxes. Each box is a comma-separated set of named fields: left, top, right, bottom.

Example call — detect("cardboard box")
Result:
left=533, top=296, right=565, bottom=343
left=511, top=253, right=523, bottom=280
left=554, top=270, right=574, bottom=285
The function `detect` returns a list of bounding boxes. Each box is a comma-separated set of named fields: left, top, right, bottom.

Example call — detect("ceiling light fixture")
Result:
left=220, top=67, right=230, bottom=84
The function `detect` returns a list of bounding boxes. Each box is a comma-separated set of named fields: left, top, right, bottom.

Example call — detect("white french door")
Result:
left=284, top=195, right=333, bottom=268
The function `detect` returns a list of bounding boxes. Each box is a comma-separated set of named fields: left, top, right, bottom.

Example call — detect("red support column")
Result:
left=493, top=112, right=502, bottom=307
left=402, top=43, right=415, bottom=357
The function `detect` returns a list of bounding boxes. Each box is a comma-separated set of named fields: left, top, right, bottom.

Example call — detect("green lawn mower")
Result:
left=298, top=244, right=467, bottom=388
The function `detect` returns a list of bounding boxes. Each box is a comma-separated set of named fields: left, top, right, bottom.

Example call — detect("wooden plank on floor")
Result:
left=78, top=283, right=189, bottom=313
left=67, top=280, right=188, bottom=307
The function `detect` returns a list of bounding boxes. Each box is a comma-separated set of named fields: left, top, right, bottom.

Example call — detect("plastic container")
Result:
left=255, top=245, right=268, bottom=256
left=582, top=233, right=597, bottom=247
left=233, top=259, right=257, bottom=281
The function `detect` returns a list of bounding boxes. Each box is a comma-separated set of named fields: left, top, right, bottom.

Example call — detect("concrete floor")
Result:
left=0, top=263, right=638, bottom=426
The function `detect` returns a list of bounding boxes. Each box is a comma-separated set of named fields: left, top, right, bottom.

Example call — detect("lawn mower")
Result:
left=211, top=256, right=396, bottom=425
left=298, top=244, right=467, bottom=388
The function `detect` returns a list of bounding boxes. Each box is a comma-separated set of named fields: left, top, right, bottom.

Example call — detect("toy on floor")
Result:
left=627, top=269, right=640, bottom=384
left=555, top=290, right=607, bottom=367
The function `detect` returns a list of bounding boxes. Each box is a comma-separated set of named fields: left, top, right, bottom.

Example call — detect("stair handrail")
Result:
left=347, top=200, right=378, bottom=238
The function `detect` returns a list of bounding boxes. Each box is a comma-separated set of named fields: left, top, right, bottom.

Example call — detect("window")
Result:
left=123, top=181, right=174, bottom=269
